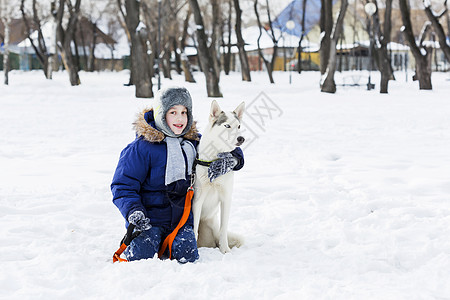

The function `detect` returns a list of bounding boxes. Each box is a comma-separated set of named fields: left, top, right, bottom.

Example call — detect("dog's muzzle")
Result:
left=236, top=136, right=245, bottom=146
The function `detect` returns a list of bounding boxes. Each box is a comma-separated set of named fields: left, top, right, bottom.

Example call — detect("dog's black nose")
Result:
left=236, top=136, right=245, bottom=146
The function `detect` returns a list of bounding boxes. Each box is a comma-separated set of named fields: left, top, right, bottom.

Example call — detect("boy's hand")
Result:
left=128, top=211, right=152, bottom=231
left=208, top=152, right=238, bottom=182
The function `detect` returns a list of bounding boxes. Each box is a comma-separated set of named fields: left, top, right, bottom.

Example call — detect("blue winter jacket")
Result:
left=111, top=109, right=244, bottom=230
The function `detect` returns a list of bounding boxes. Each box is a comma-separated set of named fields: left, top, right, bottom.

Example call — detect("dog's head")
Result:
left=208, top=100, right=245, bottom=153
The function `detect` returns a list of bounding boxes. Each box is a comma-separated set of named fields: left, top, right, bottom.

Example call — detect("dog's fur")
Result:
left=193, top=100, right=245, bottom=253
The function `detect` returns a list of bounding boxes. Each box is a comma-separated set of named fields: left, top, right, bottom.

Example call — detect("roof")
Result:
left=272, top=0, right=327, bottom=36
left=0, top=18, right=37, bottom=45
left=1, top=17, right=117, bottom=57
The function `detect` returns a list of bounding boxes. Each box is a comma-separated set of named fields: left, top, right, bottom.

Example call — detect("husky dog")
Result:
left=193, top=100, right=245, bottom=254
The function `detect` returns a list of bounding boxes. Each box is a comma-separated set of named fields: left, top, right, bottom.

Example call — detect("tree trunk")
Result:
left=87, top=22, right=97, bottom=72
left=233, top=0, right=251, bottom=81
left=446, top=3, right=450, bottom=43
left=189, top=0, right=222, bottom=97
left=162, top=47, right=172, bottom=79
left=73, top=27, right=81, bottom=71
left=56, top=0, right=81, bottom=86
left=210, top=0, right=222, bottom=80
left=79, top=22, right=89, bottom=70
left=181, top=53, right=195, bottom=82
left=321, top=0, right=348, bottom=93
left=373, top=0, right=394, bottom=93
left=298, top=0, right=308, bottom=73
left=172, top=37, right=182, bottom=75
left=118, top=0, right=133, bottom=85
left=125, top=0, right=153, bottom=98
left=378, top=44, right=391, bottom=93
left=47, top=6, right=57, bottom=80
left=416, top=52, right=433, bottom=89
left=140, top=1, right=156, bottom=81
left=319, top=0, right=333, bottom=75
left=3, top=17, right=9, bottom=85
left=399, top=0, right=432, bottom=90
left=223, top=0, right=232, bottom=75
left=180, top=7, right=196, bottom=83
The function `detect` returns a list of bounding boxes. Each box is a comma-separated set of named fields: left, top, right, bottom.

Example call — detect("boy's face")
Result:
left=166, top=105, right=188, bottom=135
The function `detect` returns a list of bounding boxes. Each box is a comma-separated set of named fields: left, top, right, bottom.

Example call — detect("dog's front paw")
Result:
left=219, top=243, right=232, bottom=254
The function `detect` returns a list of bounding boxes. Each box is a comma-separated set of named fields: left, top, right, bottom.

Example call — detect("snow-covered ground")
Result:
left=1, top=69, right=450, bottom=299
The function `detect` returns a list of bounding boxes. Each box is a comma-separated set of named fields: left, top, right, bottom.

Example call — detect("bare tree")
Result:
left=117, top=0, right=134, bottom=85
left=166, top=1, right=189, bottom=79
left=55, top=0, right=81, bottom=86
left=20, top=0, right=55, bottom=79
left=233, top=0, right=251, bottom=81
left=122, top=0, right=153, bottom=97
left=222, top=0, right=233, bottom=75
left=179, top=6, right=196, bottom=82
left=320, top=0, right=348, bottom=93
left=0, top=0, right=19, bottom=85
left=296, top=0, right=308, bottom=73
left=372, top=0, right=394, bottom=93
left=209, top=0, right=222, bottom=80
left=189, top=0, right=222, bottom=97
left=254, top=0, right=280, bottom=84
left=0, top=2, right=11, bottom=85
left=319, top=0, right=333, bottom=75
left=399, top=0, right=432, bottom=90
left=140, top=1, right=157, bottom=82
left=142, top=0, right=191, bottom=83
left=160, top=0, right=172, bottom=80
left=423, top=0, right=450, bottom=63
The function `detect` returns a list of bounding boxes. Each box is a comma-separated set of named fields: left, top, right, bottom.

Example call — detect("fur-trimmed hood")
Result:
left=132, top=108, right=199, bottom=143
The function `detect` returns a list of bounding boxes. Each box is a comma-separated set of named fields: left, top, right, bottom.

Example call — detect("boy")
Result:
left=111, top=87, right=243, bottom=262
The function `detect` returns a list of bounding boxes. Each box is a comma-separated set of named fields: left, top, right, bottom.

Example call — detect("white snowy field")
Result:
left=1, top=69, right=450, bottom=299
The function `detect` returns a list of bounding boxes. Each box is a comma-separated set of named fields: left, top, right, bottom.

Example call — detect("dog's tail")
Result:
left=227, top=231, right=244, bottom=249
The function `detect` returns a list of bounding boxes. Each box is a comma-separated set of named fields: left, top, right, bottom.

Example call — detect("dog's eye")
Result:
left=224, top=124, right=231, bottom=128
left=238, top=125, right=241, bottom=129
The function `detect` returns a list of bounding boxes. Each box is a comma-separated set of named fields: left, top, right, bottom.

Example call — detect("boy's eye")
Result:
left=224, top=124, right=231, bottom=128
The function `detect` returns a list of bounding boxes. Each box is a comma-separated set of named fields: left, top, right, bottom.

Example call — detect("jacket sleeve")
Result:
left=111, top=139, right=150, bottom=221
left=231, top=147, right=244, bottom=171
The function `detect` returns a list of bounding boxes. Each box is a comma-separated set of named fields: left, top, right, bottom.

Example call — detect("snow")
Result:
left=1, top=69, right=450, bottom=299
left=136, top=22, right=146, bottom=33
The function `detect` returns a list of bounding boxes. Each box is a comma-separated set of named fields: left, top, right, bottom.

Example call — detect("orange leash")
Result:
left=112, top=223, right=136, bottom=263
left=113, top=187, right=194, bottom=262
left=113, top=243, right=129, bottom=263
left=158, top=187, right=194, bottom=259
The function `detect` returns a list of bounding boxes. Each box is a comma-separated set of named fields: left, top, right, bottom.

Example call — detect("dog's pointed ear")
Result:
left=210, top=100, right=222, bottom=121
left=233, top=101, right=245, bottom=121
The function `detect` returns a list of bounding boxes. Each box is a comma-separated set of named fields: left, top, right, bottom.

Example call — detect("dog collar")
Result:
left=195, top=158, right=215, bottom=167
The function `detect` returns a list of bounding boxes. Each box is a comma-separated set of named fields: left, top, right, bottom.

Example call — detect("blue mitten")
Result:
left=128, top=211, right=152, bottom=231
left=208, top=152, right=238, bottom=182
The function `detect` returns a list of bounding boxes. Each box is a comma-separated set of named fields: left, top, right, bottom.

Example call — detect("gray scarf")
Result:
left=164, top=137, right=196, bottom=186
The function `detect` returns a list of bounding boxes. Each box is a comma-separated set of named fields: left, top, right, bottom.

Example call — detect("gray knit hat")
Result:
left=153, top=86, right=193, bottom=137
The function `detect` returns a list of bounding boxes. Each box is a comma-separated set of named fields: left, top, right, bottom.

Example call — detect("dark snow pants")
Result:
left=124, top=225, right=199, bottom=263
